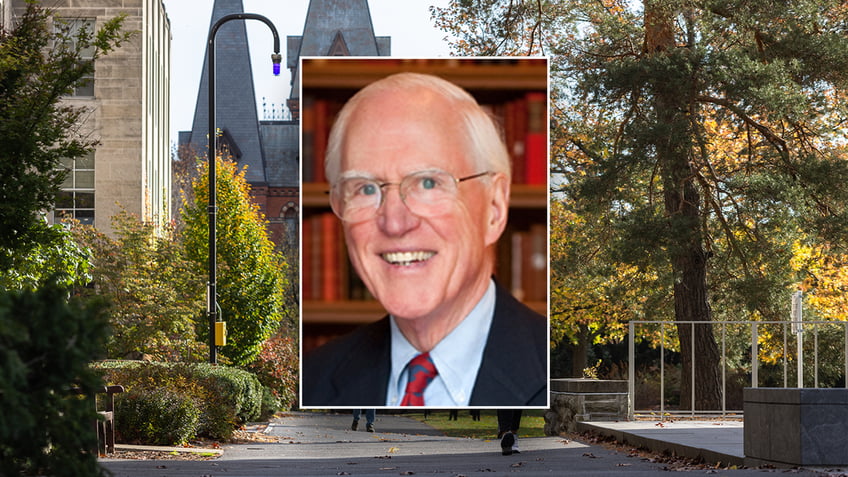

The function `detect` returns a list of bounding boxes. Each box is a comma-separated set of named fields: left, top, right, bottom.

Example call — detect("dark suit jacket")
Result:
left=302, top=283, right=547, bottom=407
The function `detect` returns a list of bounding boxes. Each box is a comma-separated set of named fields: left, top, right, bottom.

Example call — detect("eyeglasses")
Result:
left=329, top=169, right=493, bottom=223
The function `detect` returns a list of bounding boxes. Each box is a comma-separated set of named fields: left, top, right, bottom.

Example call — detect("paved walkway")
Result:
left=101, top=412, right=836, bottom=477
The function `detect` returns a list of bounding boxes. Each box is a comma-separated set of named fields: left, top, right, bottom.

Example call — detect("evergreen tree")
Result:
left=434, top=0, right=848, bottom=408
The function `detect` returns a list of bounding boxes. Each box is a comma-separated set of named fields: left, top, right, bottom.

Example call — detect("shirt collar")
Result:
left=387, top=279, right=496, bottom=406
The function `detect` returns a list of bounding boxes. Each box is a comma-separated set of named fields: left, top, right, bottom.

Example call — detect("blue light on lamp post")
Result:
left=207, top=13, right=281, bottom=364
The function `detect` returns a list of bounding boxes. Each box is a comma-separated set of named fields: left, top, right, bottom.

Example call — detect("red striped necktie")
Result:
left=400, top=352, right=438, bottom=406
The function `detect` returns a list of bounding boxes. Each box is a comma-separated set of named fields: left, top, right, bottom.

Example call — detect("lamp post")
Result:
left=207, top=13, right=281, bottom=364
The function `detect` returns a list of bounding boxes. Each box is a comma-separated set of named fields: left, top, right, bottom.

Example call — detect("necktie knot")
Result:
left=401, top=352, right=438, bottom=406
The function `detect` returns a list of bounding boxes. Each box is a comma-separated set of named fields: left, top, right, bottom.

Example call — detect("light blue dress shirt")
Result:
left=386, top=279, right=496, bottom=406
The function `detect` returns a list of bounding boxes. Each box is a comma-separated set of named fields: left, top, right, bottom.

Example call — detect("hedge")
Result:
left=95, top=361, right=272, bottom=444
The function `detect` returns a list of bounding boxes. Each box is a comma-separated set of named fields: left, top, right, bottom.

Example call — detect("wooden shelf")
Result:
left=302, top=300, right=386, bottom=324
left=302, top=299, right=547, bottom=325
left=301, top=182, right=547, bottom=209
left=301, top=58, right=548, bottom=92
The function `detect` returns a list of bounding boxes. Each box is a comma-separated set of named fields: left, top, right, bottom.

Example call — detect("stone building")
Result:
left=180, top=0, right=389, bottom=250
left=9, top=0, right=171, bottom=232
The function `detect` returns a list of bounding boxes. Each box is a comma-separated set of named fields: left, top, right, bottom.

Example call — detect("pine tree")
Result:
left=434, top=0, right=848, bottom=408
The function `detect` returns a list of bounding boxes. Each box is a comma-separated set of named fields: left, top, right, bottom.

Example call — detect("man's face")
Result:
left=337, top=87, right=509, bottom=325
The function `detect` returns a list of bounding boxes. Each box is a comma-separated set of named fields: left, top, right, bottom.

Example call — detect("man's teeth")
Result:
left=382, top=251, right=435, bottom=266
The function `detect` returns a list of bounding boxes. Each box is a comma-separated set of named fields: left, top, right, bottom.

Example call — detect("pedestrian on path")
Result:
left=351, top=409, right=376, bottom=432
left=497, top=409, right=522, bottom=456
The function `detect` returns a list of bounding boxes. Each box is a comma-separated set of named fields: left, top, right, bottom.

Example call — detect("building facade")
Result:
left=11, top=0, right=171, bottom=232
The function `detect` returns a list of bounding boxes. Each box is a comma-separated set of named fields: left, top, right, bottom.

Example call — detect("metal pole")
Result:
left=207, top=13, right=281, bottom=364
left=814, top=325, right=819, bottom=388
left=660, top=323, right=665, bottom=419
left=690, top=322, right=695, bottom=415
left=783, top=322, right=788, bottom=388
left=721, top=323, right=726, bottom=416
left=751, top=322, right=758, bottom=388
left=628, top=321, right=635, bottom=420
left=797, top=326, right=804, bottom=388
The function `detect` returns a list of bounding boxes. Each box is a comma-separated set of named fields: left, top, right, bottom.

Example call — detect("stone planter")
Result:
left=744, top=388, right=848, bottom=467
left=544, top=378, right=629, bottom=436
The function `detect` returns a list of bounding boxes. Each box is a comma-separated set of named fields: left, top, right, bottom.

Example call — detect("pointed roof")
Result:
left=187, top=0, right=266, bottom=185
left=287, top=0, right=391, bottom=101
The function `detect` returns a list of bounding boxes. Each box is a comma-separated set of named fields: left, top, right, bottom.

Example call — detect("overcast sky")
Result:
left=161, top=0, right=453, bottom=143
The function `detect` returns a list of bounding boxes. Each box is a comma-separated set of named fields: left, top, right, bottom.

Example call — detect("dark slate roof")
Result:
left=186, top=0, right=266, bottom=185
left=259, top=121, right=299, bottom=188
left=287, top=0, right=391, bottom=100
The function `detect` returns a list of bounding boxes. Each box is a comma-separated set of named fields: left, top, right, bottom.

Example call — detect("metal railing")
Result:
left=627, top=320, right=848, bottom=419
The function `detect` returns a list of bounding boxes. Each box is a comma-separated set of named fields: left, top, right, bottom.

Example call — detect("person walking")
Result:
left=497, top=409, right=522, bottom=455
left=351, top=409, right=376, bottom=432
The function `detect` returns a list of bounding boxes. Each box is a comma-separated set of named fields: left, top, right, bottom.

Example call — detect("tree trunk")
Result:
left=572, top=322, right=590, bottom=377
left=645, top=0, right=722, bottom=410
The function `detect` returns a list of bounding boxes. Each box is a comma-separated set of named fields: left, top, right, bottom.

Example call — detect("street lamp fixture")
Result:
left=207, top=13, right=281, bottom=364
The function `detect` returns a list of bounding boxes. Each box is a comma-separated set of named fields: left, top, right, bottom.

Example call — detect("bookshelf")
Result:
left=300, top=58, right=549, bottom=353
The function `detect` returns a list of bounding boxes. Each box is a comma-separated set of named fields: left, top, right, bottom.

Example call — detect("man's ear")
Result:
left=484, top=172, right=510, bottom=247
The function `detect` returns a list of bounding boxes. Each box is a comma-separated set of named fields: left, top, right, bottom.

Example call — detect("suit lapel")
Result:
left=470, top=284, right=547, bottom=406
left=327, top=317, right=392, bottom=406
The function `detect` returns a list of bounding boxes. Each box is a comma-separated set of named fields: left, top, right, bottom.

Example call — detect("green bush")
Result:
left=96, top=361, right=266, bottom=441
left=246, top=330, right=298, bottom=411
left=116, top=388, right=200, bottom=445
left=0, top=284, right=110, bottom=477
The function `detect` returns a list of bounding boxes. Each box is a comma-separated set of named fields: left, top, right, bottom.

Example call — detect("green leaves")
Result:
left=0, top=3, right=131, bottom=271
left=72, top=211, right=206, bottom=362
left=0, top=284, right=110, bottom=476
left=182, top=157, right=290, bottom=366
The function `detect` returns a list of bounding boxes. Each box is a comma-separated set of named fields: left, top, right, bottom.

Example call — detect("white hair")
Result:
left=324, top=72, right=512, bottom=184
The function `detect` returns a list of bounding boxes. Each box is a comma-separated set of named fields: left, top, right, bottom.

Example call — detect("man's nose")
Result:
left=377, top=186, right=420, bottom=235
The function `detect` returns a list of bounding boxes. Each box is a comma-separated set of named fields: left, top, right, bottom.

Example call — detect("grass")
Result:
left=406, top=409, right=548, bottom=439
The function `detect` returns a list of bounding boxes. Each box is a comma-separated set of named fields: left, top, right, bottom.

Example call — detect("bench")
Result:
left=95, top=385, right=124, bottom=454
left=74, top=384, right=125, bottom=455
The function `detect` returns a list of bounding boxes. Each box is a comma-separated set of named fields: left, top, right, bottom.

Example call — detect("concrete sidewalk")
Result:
left=580, top=419, right=745, bottom=467
left=101, top=412, right=830, bottom=477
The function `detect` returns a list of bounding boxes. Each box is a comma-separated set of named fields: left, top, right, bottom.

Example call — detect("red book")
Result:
left=302, top=215, right=313, bottom=301
left=524, top=91, right=548, bottom=185
left=313, top=100, right=328, bottom=183
left=321, top=212, right=339, bottom=301
left=301, top=96, right=315, bottom=182
left=511, top=97, right=527, bottom=184
left=309, top=214, right=323, bottom=301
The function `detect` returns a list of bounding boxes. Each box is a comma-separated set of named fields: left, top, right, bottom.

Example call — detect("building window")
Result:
left=55, top=152, right=95, bottom=224
left=56, top=18, right=95, bottom=97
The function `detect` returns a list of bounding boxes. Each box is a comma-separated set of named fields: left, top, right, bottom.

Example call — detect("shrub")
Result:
left=116, top=388, right=200, bottom=445
left=96, top=361, right=266, bottom=441
left=246, top=329, right=299, bottom=411
left=0, top=284, right=110, bottom=477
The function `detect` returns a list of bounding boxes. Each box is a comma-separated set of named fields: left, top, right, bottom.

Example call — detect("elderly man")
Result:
left=302, top=72, right=547, bottom=407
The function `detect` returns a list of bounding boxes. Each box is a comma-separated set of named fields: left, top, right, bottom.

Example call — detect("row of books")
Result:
left=300, top=91, right=548, bottom=185
left=301, top=211, right=548, bottom=304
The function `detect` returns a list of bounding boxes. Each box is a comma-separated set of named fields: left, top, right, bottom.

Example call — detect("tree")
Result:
left=72, top=211, right=206, bottom=361
left=0, top=284, right=110, bottom=477
left=182, top=156, right=291, bottom=366
left=0, top=224, right=91, bottom=291
left=0, top=3, right=130, bottom=272
left=435, top=0, right=848, bottom=408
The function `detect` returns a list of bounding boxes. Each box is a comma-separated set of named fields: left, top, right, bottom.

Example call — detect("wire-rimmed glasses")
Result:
left=329, top=169, right=493, bottom=223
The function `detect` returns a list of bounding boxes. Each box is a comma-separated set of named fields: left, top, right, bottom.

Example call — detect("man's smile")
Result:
left=381, top=250, right=436, bottom=266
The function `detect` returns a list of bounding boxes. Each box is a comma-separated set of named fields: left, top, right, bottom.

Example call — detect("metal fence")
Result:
left=627, top=320, right=848, bottom=419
